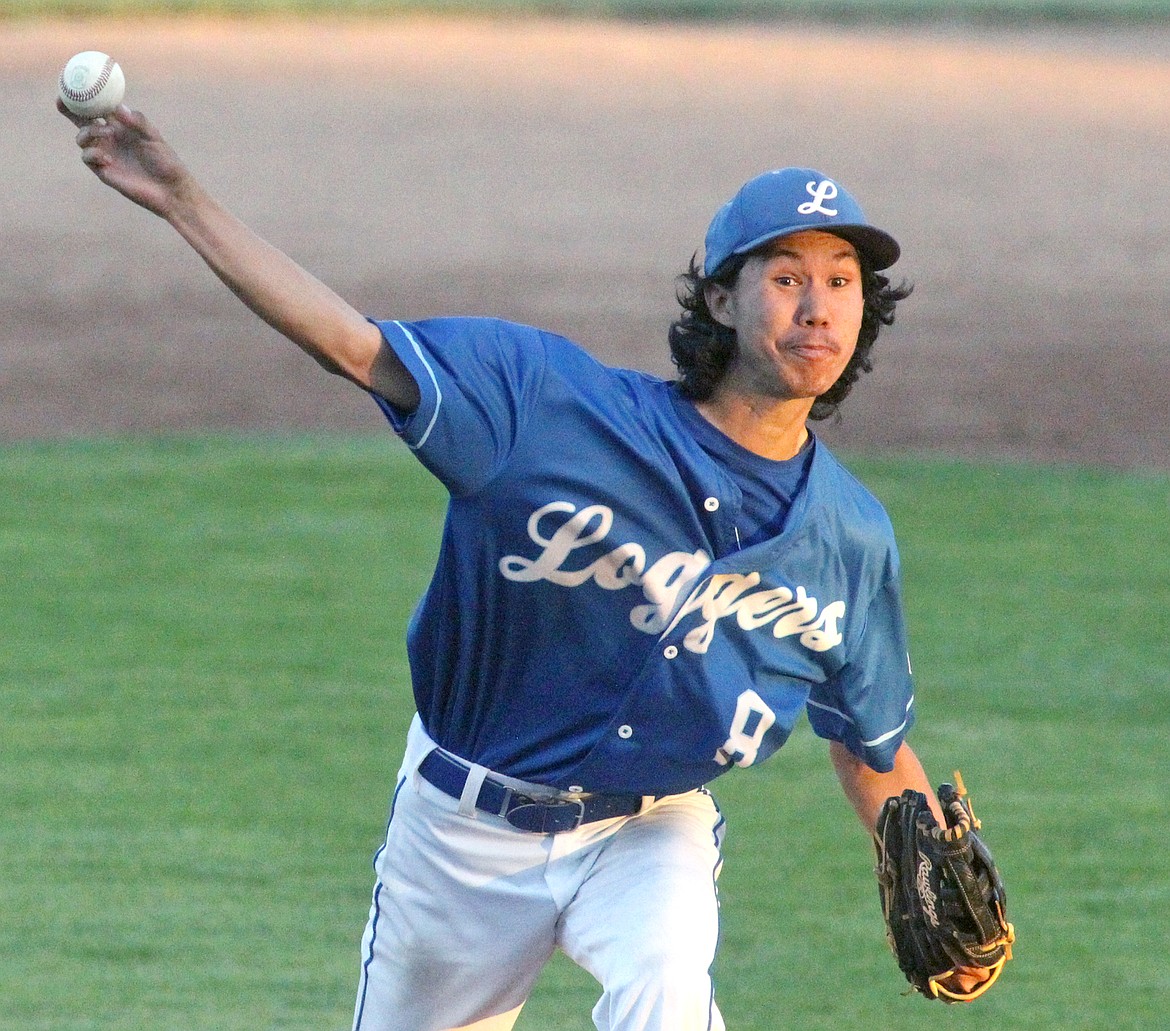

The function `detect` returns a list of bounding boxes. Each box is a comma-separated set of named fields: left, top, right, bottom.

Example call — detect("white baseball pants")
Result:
left=352, top=716, right=726, bottom=1031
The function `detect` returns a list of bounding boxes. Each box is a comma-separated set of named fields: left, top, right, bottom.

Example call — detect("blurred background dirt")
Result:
left=4, top=16, right=1169, bottom=467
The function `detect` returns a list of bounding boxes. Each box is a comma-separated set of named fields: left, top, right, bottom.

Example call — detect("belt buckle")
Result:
left=506, top=797, right=587, bottom=834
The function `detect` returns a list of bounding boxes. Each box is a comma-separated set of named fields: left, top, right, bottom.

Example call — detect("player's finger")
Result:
left=57, top=96, right=89, bottom=128
left=74, top=124, right=118, bottom=159
left=955, top=964, right=992, bottom=982
left=942, top=966, right=992, bottom=994
left=75, top=122, right=116, bottom=158
left=75, top=120, right=110, bottom=143
left=115, top=106, right=166, bottom=147
left=80, top=146, right=111, bottom=171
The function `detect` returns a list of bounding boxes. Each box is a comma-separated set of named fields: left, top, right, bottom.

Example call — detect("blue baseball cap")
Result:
left=703, top=167, right=900, bottom=276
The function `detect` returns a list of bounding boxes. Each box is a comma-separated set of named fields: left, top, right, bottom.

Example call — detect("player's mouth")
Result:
left=782, top=334, right=840, bottom=362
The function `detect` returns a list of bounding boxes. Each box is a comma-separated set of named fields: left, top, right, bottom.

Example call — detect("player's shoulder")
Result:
left=406, top=317, right=655, bottom=377
left=386, top=314, right=671, bottom=418
left=509, top=323, right=672, bottom=404
left=807, top=440, right=898, bottom=543
left=391, top=315, right=548, bottom=357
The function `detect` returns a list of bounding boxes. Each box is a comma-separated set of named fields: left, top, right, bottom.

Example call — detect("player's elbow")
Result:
left=308, top=321, right=385, bottom=389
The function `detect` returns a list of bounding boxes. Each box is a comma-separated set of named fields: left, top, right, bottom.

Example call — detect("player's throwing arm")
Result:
left=56, top=52, right=418, bottom=413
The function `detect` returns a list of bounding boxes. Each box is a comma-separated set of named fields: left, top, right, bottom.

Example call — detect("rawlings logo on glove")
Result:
left=873, top=772, right=1015, bottom=1003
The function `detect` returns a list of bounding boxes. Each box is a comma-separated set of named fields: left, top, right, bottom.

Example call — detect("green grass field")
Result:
left=2, top=434, right=1167, bottom=1029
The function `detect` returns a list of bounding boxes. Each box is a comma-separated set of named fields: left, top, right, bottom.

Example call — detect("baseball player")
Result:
left=61, top=102, right=991, bottom=1029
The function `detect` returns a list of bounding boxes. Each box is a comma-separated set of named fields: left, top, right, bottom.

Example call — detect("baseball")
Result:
left=58, top=51, right=125, bottom=119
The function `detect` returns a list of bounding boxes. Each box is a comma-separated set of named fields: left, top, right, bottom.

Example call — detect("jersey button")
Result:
left=663, top=645, right=679, bottom=659
left=617, top=724, right=634, bottom=739
left=704, top=497, right=720, bottom=512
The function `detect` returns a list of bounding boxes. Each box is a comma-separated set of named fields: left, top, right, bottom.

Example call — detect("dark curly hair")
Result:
left=668, top=246, right=912, bottom=421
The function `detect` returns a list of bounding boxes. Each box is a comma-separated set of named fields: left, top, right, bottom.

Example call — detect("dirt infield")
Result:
left=5, top=16, right=1170, bottom=467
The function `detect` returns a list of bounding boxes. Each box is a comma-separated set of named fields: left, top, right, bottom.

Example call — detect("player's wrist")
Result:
left=162, top=175, right=220, bottom=237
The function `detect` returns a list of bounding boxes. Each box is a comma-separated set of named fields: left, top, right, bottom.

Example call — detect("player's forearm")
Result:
left=163, top=180, right=389, bottom=392
left=63, top=102, right=419, bottom=410
left=830, top=740, right=943, bottom=830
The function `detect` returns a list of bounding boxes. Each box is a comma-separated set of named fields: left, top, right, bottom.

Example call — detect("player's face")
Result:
left=706, top=230, right=865, bottom=405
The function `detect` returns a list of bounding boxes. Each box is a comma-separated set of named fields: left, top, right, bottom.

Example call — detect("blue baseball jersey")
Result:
left=372, top=317, right=915, bottom=796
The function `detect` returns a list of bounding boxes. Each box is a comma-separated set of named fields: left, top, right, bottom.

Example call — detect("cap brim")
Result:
left=731, top=223, right=901, bottom=272
left=823, top=225, right=901, bottom=271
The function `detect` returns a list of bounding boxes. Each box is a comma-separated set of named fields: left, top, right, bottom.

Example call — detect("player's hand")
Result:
left=58, top=101, right=194, bottom=220
left=937, top=964, right=994, bottom=996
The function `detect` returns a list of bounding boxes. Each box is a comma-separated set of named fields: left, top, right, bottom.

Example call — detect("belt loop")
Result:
left=458, top=763, right=490, bottom=818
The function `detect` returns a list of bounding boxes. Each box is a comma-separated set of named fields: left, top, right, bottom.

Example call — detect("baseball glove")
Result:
left=873, top=772, right=1015, bottom=1003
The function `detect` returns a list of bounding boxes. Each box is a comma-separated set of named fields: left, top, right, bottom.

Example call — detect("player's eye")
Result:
left=773, top=275, right=798, bottom=287
left=829, top=276, right=850, bottom=288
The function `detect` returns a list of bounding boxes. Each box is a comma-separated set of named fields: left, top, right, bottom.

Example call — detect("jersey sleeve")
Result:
left=805, top=571, right=915, bottom=772
left=369, top=317, right=548, bottom=497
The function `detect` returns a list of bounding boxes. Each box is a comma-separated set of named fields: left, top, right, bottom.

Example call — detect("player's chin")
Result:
left=778, top=361, right=848, bottom=402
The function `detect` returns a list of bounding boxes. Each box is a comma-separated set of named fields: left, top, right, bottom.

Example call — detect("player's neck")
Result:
left=694, top=391, right=813, bottom=461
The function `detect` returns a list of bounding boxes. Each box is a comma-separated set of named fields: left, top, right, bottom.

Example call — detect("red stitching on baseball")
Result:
left=61, top=56, right=114, bottom=103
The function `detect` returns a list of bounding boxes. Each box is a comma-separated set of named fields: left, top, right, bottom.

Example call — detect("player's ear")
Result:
left=704, top=281, right=736, bottom=329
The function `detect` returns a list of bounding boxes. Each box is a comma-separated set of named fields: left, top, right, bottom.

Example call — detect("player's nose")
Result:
left=795, top=285, right=831, bottom=327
